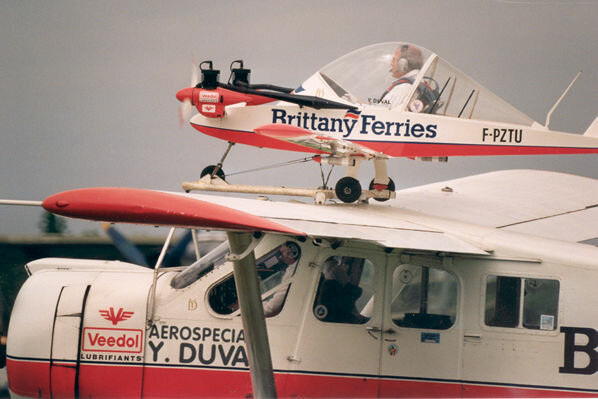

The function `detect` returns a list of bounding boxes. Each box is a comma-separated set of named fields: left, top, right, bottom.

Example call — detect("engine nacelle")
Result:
left=194, top=89, right=226, bottom=118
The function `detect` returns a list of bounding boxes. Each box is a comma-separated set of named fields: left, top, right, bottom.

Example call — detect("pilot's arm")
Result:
left=262, top=261, right=297, bottom=317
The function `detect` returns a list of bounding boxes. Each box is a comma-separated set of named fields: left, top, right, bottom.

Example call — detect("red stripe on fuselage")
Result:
left=192, top=124, right=598, bottom=157
left=362, top=141, right=598, bottom=157
left=6, top=358, right=51, bottom=398
left=7, top=358, right=598, bottom=398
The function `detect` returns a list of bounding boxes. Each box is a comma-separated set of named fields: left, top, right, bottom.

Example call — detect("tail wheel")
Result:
left=200, top=165, right=226, bottom=181
left=335, top=177, right=362, bottom=203
left=369, top=178, right=395, bottom=202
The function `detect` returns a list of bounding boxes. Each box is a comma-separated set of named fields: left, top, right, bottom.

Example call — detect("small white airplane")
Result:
left=5, top=169, right=598, bottom=398
left=176, top=42, right=598, bottom=203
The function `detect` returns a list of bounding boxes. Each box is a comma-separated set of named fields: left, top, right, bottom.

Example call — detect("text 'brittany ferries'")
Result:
left=271, top=108, right=437, bottom=139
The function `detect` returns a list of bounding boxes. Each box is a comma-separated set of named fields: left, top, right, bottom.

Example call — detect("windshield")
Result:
left=303, top=42, right=534, bottom=126
left=318, top=42, right=433, bottom=107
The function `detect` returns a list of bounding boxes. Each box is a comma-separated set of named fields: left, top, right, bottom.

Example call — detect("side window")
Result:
left=485, top=276, right=559, bottom=330
left=313, top=256, right=375, bottom=324
left=208, top=241, right=301, bottom=317
left=390, top=265, right=457, bottom=330
left=484, top=276, right=520, bottom=328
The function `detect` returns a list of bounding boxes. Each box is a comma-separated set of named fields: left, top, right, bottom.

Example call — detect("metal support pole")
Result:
left=213, top=141, right=235, bottom=177
left=227, top=232, right=277, bottom=399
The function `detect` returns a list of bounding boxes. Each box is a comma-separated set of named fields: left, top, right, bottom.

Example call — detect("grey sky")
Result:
left=1, top=0, right=598, bottom=235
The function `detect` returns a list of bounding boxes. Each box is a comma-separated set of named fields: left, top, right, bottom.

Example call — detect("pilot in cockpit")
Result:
left=380, top=44, right=424, bottom=108
left=262, top=241, right=301, bottom=317
left=381, top=44, right=438, bottom=113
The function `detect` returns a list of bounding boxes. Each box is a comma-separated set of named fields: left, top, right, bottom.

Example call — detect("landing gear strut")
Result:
left=200, top=141, right=235, bottom=181
left=331, top=156, right=395, bottom=203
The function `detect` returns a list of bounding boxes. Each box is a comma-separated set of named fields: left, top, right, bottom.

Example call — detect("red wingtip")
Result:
left=43, top=187, right=305, bottom=236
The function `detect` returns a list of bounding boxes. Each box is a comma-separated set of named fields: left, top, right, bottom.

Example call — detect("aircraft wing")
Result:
left=42, top=187, right=305, bottom=236
left=42, top=187, right=487, bottom=255
left=395, top=169, right=598, bottom=243
left=254, top=123, right=381, bottom=158
left=42, top=169, right=597, bottom=256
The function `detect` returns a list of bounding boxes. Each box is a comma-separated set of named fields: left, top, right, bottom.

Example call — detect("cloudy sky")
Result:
left=1, top=0, right=597, bottom=235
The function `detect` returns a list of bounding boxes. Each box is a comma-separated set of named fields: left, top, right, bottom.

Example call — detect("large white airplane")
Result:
left=4, top=42, right=598, bottom=398
left=4, top=168, right=598, bottom=398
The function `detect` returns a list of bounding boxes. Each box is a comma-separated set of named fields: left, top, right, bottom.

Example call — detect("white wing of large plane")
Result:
left=176, top=169, right=598, bottom=246
left=395, top=169, right=598, bottom=243
left=42, top=170, right=598, bottom=257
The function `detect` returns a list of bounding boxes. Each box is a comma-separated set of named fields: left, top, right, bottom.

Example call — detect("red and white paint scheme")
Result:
left=7, top=169, right=598, bottom=397
left=176, top=42, right=598, bottom=203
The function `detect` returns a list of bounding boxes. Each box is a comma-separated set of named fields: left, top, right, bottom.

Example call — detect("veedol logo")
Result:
left=82, top=327, right=143, bottom=353
left=99, top=307, right=134, bottom=325
left=202, top=104, right=217, bottom=113
left=199, top=91, right=219, bottom=103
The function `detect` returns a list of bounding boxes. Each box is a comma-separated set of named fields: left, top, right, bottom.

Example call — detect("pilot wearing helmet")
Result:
left=381, top=44, right=438, bottom=113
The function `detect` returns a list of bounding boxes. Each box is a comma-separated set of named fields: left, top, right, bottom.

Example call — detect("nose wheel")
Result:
left=200, top=165, right=226, bottom=181
left=199, top=141, right=235, bottom=181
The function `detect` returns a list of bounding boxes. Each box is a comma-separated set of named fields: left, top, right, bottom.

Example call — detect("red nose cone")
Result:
left=176, top=87, right=194, bottom=103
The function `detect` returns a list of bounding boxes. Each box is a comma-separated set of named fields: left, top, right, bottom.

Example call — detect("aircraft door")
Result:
left=50, top=284, right=90, bottom=398
left=286, top=250, right=385, bottom=397
left=378, top=258, right=462, bottom=397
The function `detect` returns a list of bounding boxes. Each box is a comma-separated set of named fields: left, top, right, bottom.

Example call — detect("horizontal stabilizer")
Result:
left=42, top=187, right=305, bottom=236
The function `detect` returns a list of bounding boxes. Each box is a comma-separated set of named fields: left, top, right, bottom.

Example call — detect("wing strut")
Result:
left=227, top=232, right=277, bottom=398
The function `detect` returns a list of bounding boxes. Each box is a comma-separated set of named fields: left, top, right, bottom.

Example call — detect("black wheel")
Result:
left=200, top=165, right=226, bottom=180
left=369, top=178, right=395, bottom=202
left=335, top=176, right=362, bottom=203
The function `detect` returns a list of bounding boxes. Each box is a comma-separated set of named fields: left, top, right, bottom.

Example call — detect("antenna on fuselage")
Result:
left=544, top=71, right=582, bottom=129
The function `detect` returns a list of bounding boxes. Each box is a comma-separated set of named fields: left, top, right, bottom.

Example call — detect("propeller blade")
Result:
left=102, top=222, right=149, bottom=267
left=178, top=99, right=194, bottom=128
left=179, top=60, right=199, bottom=127
left=163, top=230, right=194, bottom=266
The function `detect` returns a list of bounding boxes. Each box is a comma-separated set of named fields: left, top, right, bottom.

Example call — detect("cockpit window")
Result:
left=316, top=42, right=434, bottom=108
left=302, top=42, right=535, bottom=125
left=411, top=56, right=535, bottom=124
left=313, top=256, right=375, bottom=324
left=208, top=241, right=302, bottom=317
left=171, top=241, right=230, bottom=289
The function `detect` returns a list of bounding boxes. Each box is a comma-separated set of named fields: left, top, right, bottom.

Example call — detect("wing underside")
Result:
left=254, top=123, right=380, bottom=158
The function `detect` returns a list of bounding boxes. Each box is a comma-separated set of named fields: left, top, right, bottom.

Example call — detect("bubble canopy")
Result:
left=301, top=42, right=534, bottom=126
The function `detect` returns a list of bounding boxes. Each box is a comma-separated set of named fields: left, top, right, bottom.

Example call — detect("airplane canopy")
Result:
left=300, top=42, right=536, bottom=126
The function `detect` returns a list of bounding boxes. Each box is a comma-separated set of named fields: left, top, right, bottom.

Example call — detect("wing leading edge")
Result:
left=42, top=187, right=305, bottom=236
left=41, top=187, right=487, bottom=255
left=43, top=170, right=591, bottom=253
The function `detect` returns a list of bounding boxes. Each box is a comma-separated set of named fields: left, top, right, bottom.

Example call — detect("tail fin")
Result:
left=584, top=117, right=598, bottom=137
